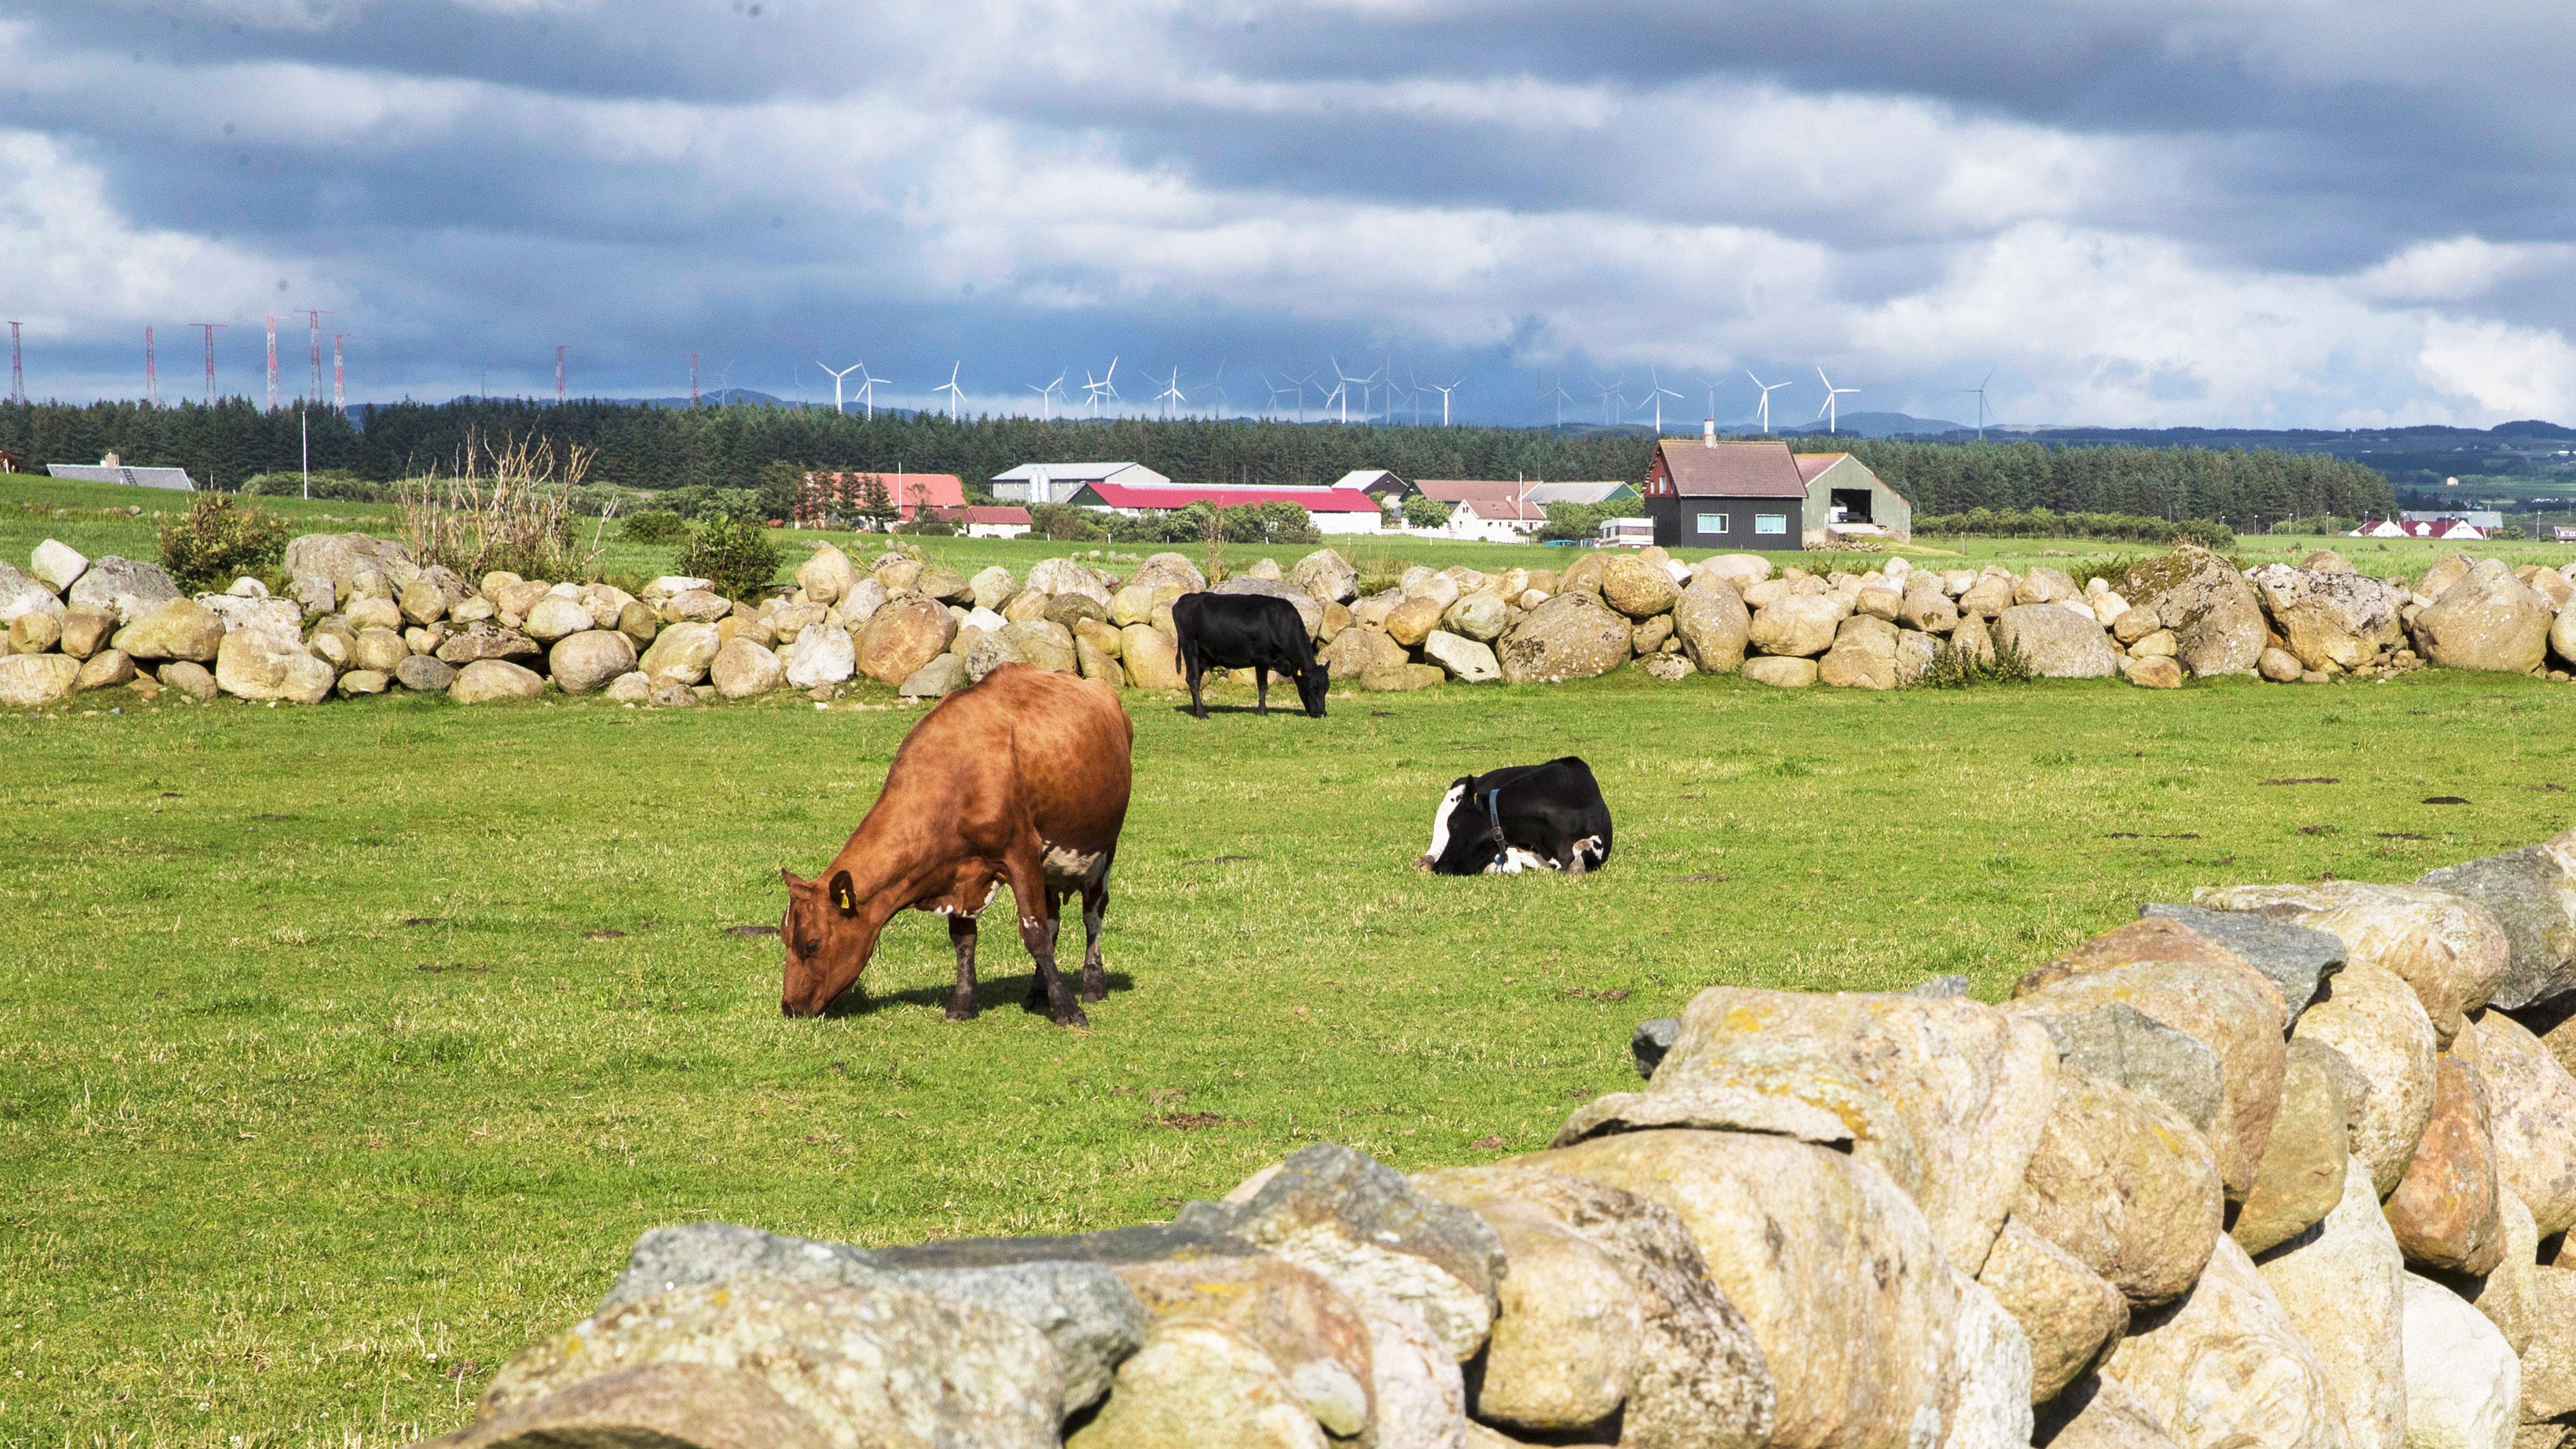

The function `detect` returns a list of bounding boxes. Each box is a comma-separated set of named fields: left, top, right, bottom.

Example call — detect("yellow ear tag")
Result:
left=831, top=879, right=857, bottom=913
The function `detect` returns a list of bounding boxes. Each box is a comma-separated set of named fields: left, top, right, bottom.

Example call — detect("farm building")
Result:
left=1640, top=433, right=1909, bottom=548
left=794, top=471, right=964, bottom=527
left=1063, top=481, right=1387, bottom=536
left=1415, top=478, right=1637, bottom=509
left=991, top=461, right=1170, bottom=504
left=1335, top=469, right=1413, bottom=504
left=1432, top=495, right=1550, bottom=543
left=2352, top=517, right=2485, bottom=540
left=950, top=506, right=1032, bottom=539
left=47, top=459, right=194, bottom=491
left=2402, top=510, right=2504, bottom=531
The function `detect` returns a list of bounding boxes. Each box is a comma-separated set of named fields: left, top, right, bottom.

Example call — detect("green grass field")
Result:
left=5, top=662, right=2573, bottom=1445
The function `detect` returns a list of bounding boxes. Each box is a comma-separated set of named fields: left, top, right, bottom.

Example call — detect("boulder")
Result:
left=2013, top=1066, right=2225, bottom=1306
left=394, top=655, right=457, bottom=692
left=485, top=1276, right=1062, bottom=1449
left=117, top=598, right=224, bottom=662
left=614, top=601, right=658, bottom=645
left=1900, top=584, right=1960, bottom=634
left=1413, top=1164, right=1774, bottom=1448
left=197, top=593, right=304, bottom=639
left=351, top=626, right=409, bottom=674
left=1557, top=986, right=2058, bottom=1278
left=29, top=538, right=87, bottom=592
left=1443, top=592, right=1507, bottom=643
left=2127, top=655, right=2185, bottom=688
left=2016, top=566, right=2079, bottom=605
left=2106, top=1236, right=2346, bottom=1449
left=915, top=564, right=970, bottom=604
left=1854, top=585, right=1902, bottom=622
left=1120, top=626, right=1184, bottom=690
left=549, top=630, right=637, bottom=694
left=1978, top=1218, right=2127, bottom=1402
left=859, top=596, right=957, bottom=685
left=1288, top=549, right=1359, bottom=604
left=1537, top=1129, right=2023, bottom=1449
left=838, top=577, right=890, bottom=625
left=2137, top=903, right=2345, bottom=1017
left=602, top=672, right=649, bottom=703
left=2247, top=564, right=2406, bottom=671
left=1339, top=1284, right=1470, bottom=1449
left=998, top=619, right=1077, bottom=675
left=1386, top=595, right=1445, bottom=647
left=2021, top=1001, right=2225, bottom=1132
left=2255, top=1156, right=2407, bottom=1449
left=2399, top=1272, right=2521, bottom=1449
left=72, top=648, right=134, bottom=692
left=157, top=660, right=218, bottom=701
left=2228, top=1040, right=2353, bottom=1255
left=1360, top=662, right=1443, bottom=692
left=1818, top=615, right=1899, bottom=690
left=1674, top=587, right=1751, bottom=675
left=2472, top=1011, right=2576, bottom=1235
left=2192, top=881, right=2510, bottom=1046
left=2420, top=839, right=2576, bottom=1012
left=2521, top=1266, right=2576, bottom=1422
left=2415, top=559, right=2551, bottom=673
left=1995, top=604, right=2119, bottom=678
left=0, top=563, right=63, bottom=628
left=968, top=566, right=1018, bottom=611
left=709, top=636, right=785, bottom=698
left=0, top=652, right=80, bottom=707
left=214, top=630, right=334, bottom=703
left=1741, top=656, right=1818, bottom=687
left=399, top=579, right=448, bottom=627
left=2117, top=546, right=2264, bottom=677
left=426, top=1361, right=830, bottom=1449
left=57, top=606, right=114, bottom=658
left=1044, top=592, right=1108, bottom=630
left=2465, top=1190, right=2541, bottom=1356
left=7, top=609, right=59, bottom=654
left=1110, top=1255, right=1372, bottom=1433
left=2290, top=960, right=2441, bottom=1195
left=2386, top=1052, right=2507, bottom=1276
left=794, top=544, right=860, bottom=604
left=1316, top=625, right=1400, bottom=680
left=661, top=589, right=732, bottom=624
left=2032, top=1375, right=2180, bottom=1449
left=1067, top=1317, right=1327, bottom=1449
left=450, top=659, right=546, bottom=703
left=1421, top=631, right=1499, bottom=683
left=1027, top=557, right=1112, bottom=604
left=523, top=595, right=593, bottom=643
left=784, top=625, right=857, bottom=690
left=899, top=654, right=968, bottom=698
left=436, top=624, right=542, bottom=665
left=2012, top=937, right=2289, bottom=1198
left=1497, top=594, right=1632, bottom=684
left=1748, top=595, right=1845, bottom=658
left=1175, top=1143, right=1503, bottom=1362
left=66, top=556, right=182, bottom=626
left=638, top=621, right=722, bottom=684
left=1600, top=555, right=1680, bottom=619
left=1129, top=554, right=1206, bottom=596
left=336, top=669, right=389, bottom=696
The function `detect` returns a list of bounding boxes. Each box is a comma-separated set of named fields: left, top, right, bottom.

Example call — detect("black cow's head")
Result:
left=1295, top=662, right=1329, bottom=718
left=1414, top=777, right=1496, bottom=875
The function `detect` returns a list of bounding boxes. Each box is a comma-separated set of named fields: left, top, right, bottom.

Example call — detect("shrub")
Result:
left=676, top=516, right=782, bottom=600
left=399, top=431, right=612, bottom=583
left=159, top=493, right=289, bottom=592
left=1921, top=632, right=2035, bottom=689
left=239, top=469, right=397, bottom=503
left=1912, top=508, right=2234, bottom=547
left=1030, top=503, right=1108, bottom=542
left=1539, top=498, right=1645, bottom=542
left=620, top=509, right=686, bottom=544
left=901, top=512, right=958, bottom=536
left=1400, top=494, right=1451, bottom=530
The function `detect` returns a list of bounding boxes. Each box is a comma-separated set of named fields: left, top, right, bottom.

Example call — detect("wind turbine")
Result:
left=1202, top=362, right=1232, bottom=418
left=1327, top=355, right=1372, bottom=424
left=1155, top=366, right=1187, bottom=420
left=817, top=360, right=864, bottom=415
left=854, top=364, right=890, bottom=419
left=1636, top=368, right=1682, bottom=435
left=1591, top=374, right=1627, bottom=427
left=1263, top=372, right=1297, bottom=419
left=1953, top=366, right=1996, bottom=439
left=1028, top=370, right=1067, bottom=420
left=1745, top=369, right=1790, bottom=434
left=1814, top=366, right=1858, bottom=435
left=934, top=361, right=965, bottom=421
left=1427, top=377, right=1462, bottom=426
left=1536, top=376, right=1574, bottom=428
left=1083, top=357, right=1120, bottom=418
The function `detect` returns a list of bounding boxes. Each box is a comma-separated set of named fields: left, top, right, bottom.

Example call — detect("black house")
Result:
left=1640, top=435, right=1811, bottom=548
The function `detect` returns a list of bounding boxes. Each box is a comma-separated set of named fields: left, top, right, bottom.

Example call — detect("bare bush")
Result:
left=399, top=432, right=612, bottom=583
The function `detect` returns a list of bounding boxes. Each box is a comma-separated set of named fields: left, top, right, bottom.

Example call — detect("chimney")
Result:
left=1702, top=418, right=1716, bottom=448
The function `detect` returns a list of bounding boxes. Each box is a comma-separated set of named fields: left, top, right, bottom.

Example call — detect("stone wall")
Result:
left=422, top=835, right=2576, bottom=1449
left=6, top=533, right=2568, bottom=709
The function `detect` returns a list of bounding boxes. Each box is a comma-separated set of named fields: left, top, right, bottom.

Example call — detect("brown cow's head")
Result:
left=779, top=867, right=884, bottom=1016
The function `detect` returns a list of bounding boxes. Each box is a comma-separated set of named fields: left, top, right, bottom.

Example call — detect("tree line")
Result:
left=0, top=398, right=2394, bottom=527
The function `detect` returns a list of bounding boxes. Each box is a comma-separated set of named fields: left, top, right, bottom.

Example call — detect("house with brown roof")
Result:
left=1641, top=430, right=1908, bottom=547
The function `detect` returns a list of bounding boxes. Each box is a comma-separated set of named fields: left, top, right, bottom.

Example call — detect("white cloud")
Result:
left=2352, top=236, right=2575, bottom=305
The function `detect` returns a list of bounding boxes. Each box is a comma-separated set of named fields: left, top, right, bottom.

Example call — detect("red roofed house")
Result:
left=951, top=506, right=1032, bottom=539
left=795, top=470, right=966, bottom=528
left=1065, top=481, right=1387, bottom=536
left=1642, top=428, right=1908, bottom=547
left=1441, top=494, right=1552, bottom=542
left=2350, top=518, right=2485, bottom=541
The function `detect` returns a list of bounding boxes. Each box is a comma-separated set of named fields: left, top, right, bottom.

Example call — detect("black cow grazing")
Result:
left=1171, top=591, right=1329, bottom=720
left=1417, top=757, right=1613, bottom=876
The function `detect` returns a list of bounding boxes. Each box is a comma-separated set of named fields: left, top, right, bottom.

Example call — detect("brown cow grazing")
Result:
left=779, top=663, right=1133, bottom=1026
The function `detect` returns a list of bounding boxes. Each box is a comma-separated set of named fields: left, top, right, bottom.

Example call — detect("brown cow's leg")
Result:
left=1078, top=879, right=1109, bottom=1003
left=945, top=913, right=979, bottom=1021
left=1026, top=888, right=1064, bottom=1011
left=1009, top=860, right=1086, bottom=1027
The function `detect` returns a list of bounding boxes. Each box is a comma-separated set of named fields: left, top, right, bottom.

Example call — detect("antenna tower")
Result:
left=265, top=316, right=278, bottom=410
left=6, top=322, right=20, bottom=403
left=145, top=326, right=156, bottom=405
left=332, top=334, right=345, bottom=409
left=555, top=345, right=566, bottom=405
left=689, top=353, right=700, bottom=407
left=192, top=323, right=223, bottom=404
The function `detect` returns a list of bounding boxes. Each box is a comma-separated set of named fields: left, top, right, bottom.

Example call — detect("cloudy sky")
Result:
left=4, top=0, right=2573, bottom=429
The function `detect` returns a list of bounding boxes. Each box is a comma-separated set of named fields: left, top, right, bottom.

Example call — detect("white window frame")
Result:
left=1696, top=512, right=1727, bottom=534
left=1754, top=513, right=1789, bottom=536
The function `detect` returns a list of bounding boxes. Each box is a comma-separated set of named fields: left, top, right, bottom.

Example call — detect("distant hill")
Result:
left=1778, top=411, right=1969, bottom=439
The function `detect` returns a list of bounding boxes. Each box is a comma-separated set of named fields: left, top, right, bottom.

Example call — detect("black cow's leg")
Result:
left=1078, top=879, right=1110, bottom=1002
left=945, top=913, right=980, bottom=1021
left=1255, top=667, right=1270, bottom=716
left=1009, top=859, right=1086, bottom=1027
left=1186, top=654, right=1208, bottom=719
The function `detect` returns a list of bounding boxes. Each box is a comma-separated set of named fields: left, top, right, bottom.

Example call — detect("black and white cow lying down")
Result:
left=1416, top=757, right=1613, bottom=875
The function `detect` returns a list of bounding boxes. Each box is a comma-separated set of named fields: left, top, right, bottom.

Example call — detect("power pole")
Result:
left=555, top=345, right=566, bottom=405
left=145, top=325, right=156, bottom=405
left=265, top=315, right=278, bottom=411
left=689, top=353, right=699, bottom=407
left=306, top=310, right=324, bottom=402
left=192, top=323, right=223, bottom=405
left=332, top=333, right=345, bottom=409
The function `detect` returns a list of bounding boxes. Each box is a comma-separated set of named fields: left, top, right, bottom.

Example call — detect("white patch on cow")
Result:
left=1423, top=782, right=1468, bottom=864
left=1041, top=845, right=1107, bottom=883
left=1570, top=835, right=1606, bottom=870
left=1489, top=847, right=1554, bottom=875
